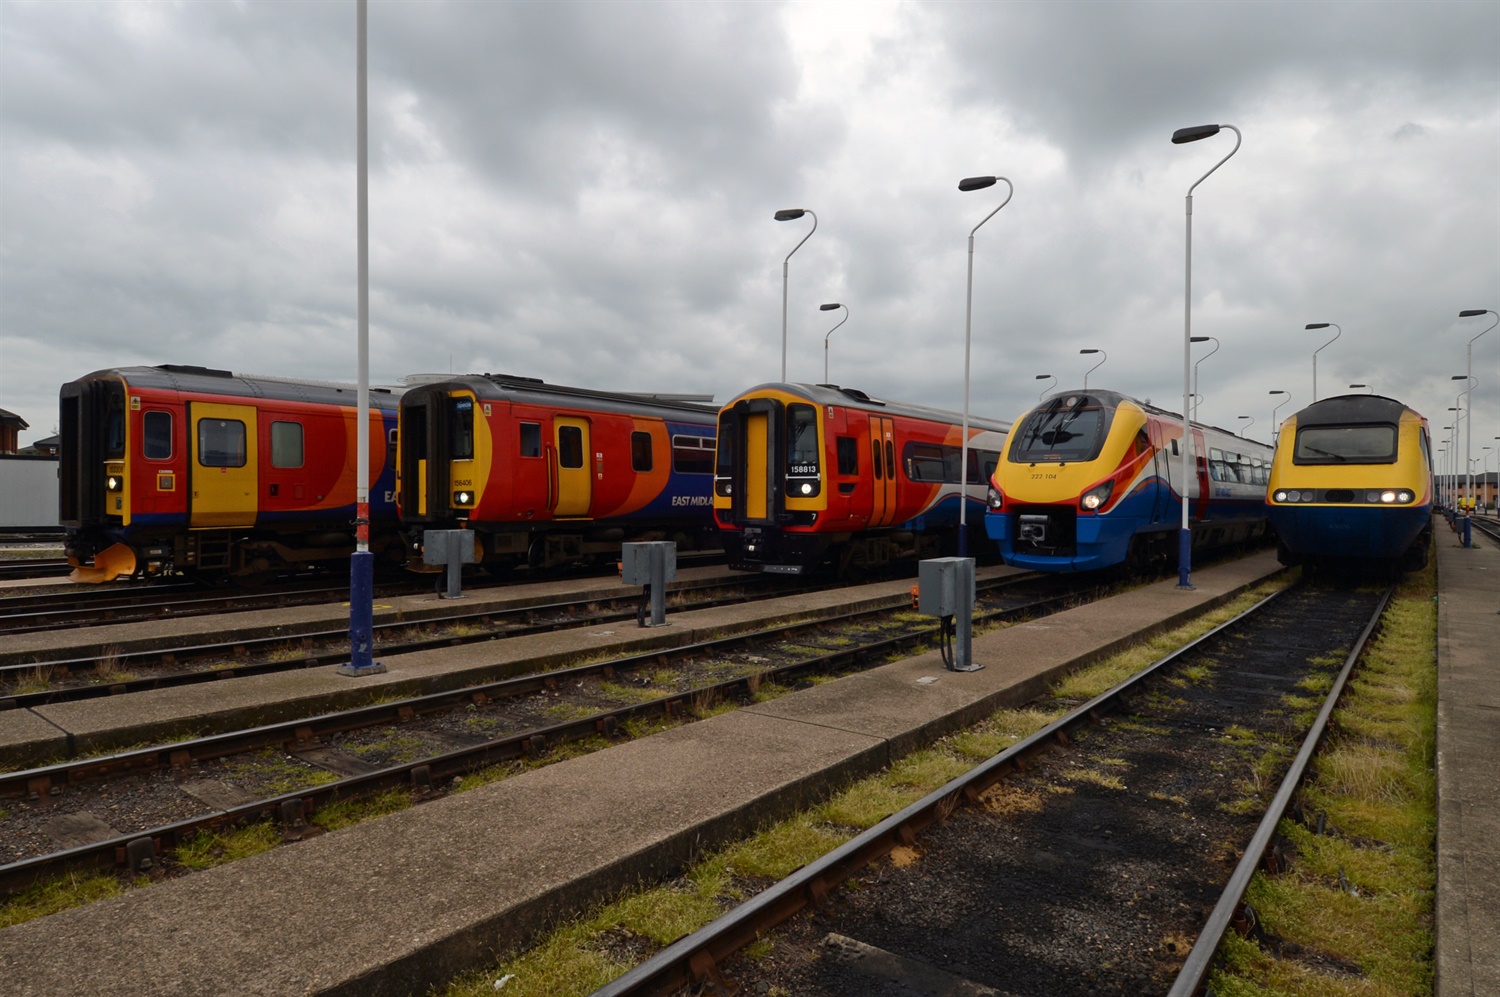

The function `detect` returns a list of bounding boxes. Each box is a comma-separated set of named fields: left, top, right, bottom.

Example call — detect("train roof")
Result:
left=68, top=365, right=404, bottom=408
left=1290, top=393, right=1419, bottom=427
left=726, top=383, right=1013, bottom=433
left=404, top=373, right=719, bottom=421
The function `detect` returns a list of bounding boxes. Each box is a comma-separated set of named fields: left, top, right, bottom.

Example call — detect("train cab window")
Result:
left=199, top=419, right=247, bottom=467
left=836, top=436, right=858, bottom=475
left=270, top=421, right=304, bottom=468
left=786, top=405, right=820, bottom=476
left=106, top=407, right=126, bottom=459
left=714, top=425, right=736, bottom=496
left=631, top=431, right=653, bottom=472
left=1134, top=430, right=1151, bottom=457
left=1294, top=425, right=1398, bottom=465
left=673, top=435, right=715, bottom=474
left=1008, top=394, right=1111, bottom=464
left=143, top=411, right=172, bottom=460
left=558, top=426, right=584, bottom=468
left=519, top=422, right=541, bottom=458
left=449, top=398, right=475, bottom=460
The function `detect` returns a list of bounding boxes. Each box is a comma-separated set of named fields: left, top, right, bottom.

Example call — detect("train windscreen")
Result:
left=1293, top=425, right=1397, bottom=465
left=1008, top=394, right=1113, bottom=464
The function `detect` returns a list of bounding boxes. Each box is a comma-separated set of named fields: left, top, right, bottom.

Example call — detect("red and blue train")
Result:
left=712, top=382, right=1011, bottom=575
left=985, top=389, right=1273, bottom=572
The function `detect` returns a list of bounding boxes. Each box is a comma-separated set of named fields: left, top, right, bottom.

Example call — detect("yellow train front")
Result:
left=712, top=383, right=1009, bottom=575
left=1266, top=394, right=1433, bottom=573
left=986, top=389, right=1272, bottom=572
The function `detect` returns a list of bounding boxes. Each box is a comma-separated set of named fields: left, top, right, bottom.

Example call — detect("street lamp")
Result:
left=1192, top=336, right=1219, bottom=423
left=1458, top=309, right=1497, bottom=524
left=774, top=208, right=817, bottom=382
left=1269, top=389, right=1291, bottom=437
left=1305, top=322, right=1341, bottom=402
left=1349, top=383, right=1373, bottom=394
left=1171, top=121, right=1241, bottom=590
left=1080, top=349, right=1107, bottom=390
left=1035, top=373, right=1056, bottom=401
left=1238, top=415, right=1254, bottom=438
left=819, top=303, right=847, bottom=384
left=956, top=174, right=1013, bottom=557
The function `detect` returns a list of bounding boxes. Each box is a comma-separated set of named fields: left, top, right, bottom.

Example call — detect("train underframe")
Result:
left=66, top=525, right=408, bottom=584
left=721, top=526, right=950, bottom=577
left=409, top=522, right=723, bottom=576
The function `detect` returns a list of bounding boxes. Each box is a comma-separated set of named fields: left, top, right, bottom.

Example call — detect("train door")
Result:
left=867, top=415, right=896, bottom=527
left=553, top=416, right=592, bottom=518
left=740, top=410, right=771, bottom=522
left=189, top=402, right=258, bottom=528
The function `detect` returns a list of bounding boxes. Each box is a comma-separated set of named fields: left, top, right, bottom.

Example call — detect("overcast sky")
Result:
left=3, top=0, right=1497, bottom=469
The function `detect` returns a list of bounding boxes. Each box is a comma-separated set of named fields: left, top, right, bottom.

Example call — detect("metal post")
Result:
left=774, top=209, right=816, bottom=382
left=340, top=0, right=383, bottom=678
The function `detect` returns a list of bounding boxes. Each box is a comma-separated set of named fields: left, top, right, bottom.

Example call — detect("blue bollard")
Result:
left=338, top=549, right=386, bottom=676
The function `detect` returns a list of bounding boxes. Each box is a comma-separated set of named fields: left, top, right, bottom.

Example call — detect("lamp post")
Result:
left=1191, top=335, right=1218, bottom=423
left=1458, top=309, right=1497, bottom=522
left=1171, top=122, right=1240, bottom=590
left=1453, top=374, right=1477, bottom=524
left=774, top=208, right=817, bottom=382
left=956, top=174, right=1013, bottom=557
left=819, top=302, right=847, bottom=384
left=1035, top=373, right=1056, bottom=401
left=1438, top=448, right=1447, bottom=509
left=1080, top=349, right=1107, bottom=390
left=1486, top=442, right=1498, bottom=514
left=1349, top=383, right=1373, bottom=394
left=1305, top=322, right=1341, bottom=402
left=1238, top=415, right=1253, bottom=438
left=1269, top=390, right=1291, bottom=438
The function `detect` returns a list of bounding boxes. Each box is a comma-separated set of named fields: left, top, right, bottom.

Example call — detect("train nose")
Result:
left=1019, top=515, right=1048, bottom=543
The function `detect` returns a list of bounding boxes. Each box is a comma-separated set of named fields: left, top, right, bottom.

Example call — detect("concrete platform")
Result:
left=0, top=553, right=1283, bottom=996
left=1435, top=527, right=1500, bottom=997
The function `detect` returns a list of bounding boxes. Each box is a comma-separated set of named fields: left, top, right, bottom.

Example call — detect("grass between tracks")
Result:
left=1207, top=558, right=1438, bottom=997
left=433, top=575, right=1292, bottom=997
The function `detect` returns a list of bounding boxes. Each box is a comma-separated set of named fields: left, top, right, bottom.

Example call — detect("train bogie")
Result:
left=59, top=365, right=402, bottom=582
left=1266, top=394, right=1433, bottom=574
left=713, top=383, right=1010, bottom=575
left=986, top=389, right=1272, bottom=573
left=396, top=374, right=719, bottom=571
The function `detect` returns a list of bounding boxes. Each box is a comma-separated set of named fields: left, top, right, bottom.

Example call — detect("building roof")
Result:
left=0, top=407, right=30, bottom=429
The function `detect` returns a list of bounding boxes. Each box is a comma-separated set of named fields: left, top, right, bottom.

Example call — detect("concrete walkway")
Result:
left=0, top=554, right=1284, bottom=996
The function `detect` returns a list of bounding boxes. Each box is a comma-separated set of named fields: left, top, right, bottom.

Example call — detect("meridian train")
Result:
left=395, top=373, right=721, bottom=573
left=985, top=389, right=1273, bottom=572
left=1266, top=393, right=1433, bottom=574
left=59, top=365, right=403, bottom=583
left=712, top=382, right=1011, bottom=575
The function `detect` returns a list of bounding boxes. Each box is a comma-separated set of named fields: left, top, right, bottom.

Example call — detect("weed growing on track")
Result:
left=1208, top=557, right=1437, bottom=997
left=0, top=870, right=130, bottom=929
left=175, top=822, right=281, bottom=871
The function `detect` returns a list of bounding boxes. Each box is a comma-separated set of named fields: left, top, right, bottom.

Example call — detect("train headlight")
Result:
left=987, top=485, right=1004, bottom=511
left=800, top=482, right=813, bottom=496
left=1273, top=489, right=1289, bottom=502
left=106, top=475, right=123, bottom=492
left=1398, top=491, right=1412, bottom=503
left=1380, top=490, right=1398, bottom=504
left=453, top=490, right=473, bottom=506
left=1080, top=481, right=1114, bottom=511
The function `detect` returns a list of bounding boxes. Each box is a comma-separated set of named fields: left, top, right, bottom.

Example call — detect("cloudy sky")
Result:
left=3, top=0, right=1497, bottom=469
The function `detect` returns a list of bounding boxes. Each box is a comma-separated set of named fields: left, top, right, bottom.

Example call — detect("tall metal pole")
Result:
left=1458, top=309, right=1497, bottom=525
left=1192, top=336, right=1218, bottom=423
left=957, top=175, right=1013, bottom=558
left=820, top=302, right=847, bottom=385
left=1171, top=123, right=1240, bottom=590
left=341, top=0, right=382, bottom=677
left=1305, top=322, right=1341, bottom=402
left=774, top=209, right=816, bottom=382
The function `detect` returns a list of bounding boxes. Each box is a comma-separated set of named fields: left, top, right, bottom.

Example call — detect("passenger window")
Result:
left=631, top=431, right=653, bottom=472
left=672, top=435, right=715, bottom=474
left=199, top=419, right=246, bottom=468
left=558, top=426, right=584, bottom=468
left=143, top=411, right=172, bottom=460
left=270, top=421, right=304, bottom=468
left=519, top=422, right=541, bottom=458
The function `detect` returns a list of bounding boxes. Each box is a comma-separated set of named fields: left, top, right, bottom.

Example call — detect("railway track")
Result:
left=0, top=571, right=1092, bottom=893
left=0, top=557, right=71, bottom=581
left=588, top=581, right=1392, bottom=997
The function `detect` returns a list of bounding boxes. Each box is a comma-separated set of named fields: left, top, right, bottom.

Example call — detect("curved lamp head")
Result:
left=958, top=176, right=998, bottom=192
left=1172, top=124, right=1222, bottom=144
left=820, top=303, right=841, bottom=312
left=1191, top=336, right=1210, bottom=343
left=1459, top=309, right=1491, bottom=318
left=1080, top=349, right=1102, bottom=354
left=774, top=208, right=806, bottom=221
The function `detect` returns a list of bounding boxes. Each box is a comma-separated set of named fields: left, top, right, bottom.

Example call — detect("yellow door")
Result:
left=553, top=417, right=592, bottom=518
left=746, top=412, right=769, bottom=521
left=190, top=402, right=258, bottom=528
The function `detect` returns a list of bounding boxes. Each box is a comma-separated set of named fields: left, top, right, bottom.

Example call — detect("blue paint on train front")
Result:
left=1269, top=502, right=1431, bottom=559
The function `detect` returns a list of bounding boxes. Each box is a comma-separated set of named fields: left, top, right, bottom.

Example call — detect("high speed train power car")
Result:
left=712, top=383, right=1011, bottom=575
left=985, top=388, right=1273, bottom=572
left=396, top=374, right=720, bottom=572
left=59, top=365, right=403, bottom=582
left=1266, top=393, right=1433, bottom=574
